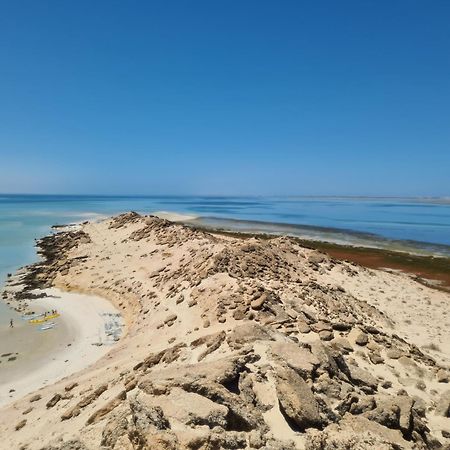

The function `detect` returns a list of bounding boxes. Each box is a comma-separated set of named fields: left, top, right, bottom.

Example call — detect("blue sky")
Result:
left=0, top=1, right=449, bottom=196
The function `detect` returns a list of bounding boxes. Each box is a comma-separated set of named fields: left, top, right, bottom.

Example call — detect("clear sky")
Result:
left=0, top=1, right=449, bottom=196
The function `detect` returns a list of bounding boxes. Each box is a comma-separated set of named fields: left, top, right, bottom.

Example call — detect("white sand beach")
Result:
left=0, top=288, right=123, bottom=408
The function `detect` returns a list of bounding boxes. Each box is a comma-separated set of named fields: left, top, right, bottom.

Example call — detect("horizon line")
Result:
left=0, top=193, right=449, bottom=200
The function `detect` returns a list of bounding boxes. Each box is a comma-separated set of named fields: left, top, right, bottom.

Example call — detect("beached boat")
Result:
left=39, top=322, right=56, bottom=331
left=29, top=313, right=60, bottom=324
left=22, top=313, right=45, bottom=321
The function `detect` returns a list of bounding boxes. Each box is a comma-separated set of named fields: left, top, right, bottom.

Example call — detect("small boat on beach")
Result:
left=22, top=313, right=45, bottom=321
left=29, top=313, right=60, bottom=324
left=39, top=322, right=56, bottom=331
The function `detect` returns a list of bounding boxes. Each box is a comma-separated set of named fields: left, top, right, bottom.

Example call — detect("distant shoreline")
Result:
left=189, top=224, right=450, bottom=293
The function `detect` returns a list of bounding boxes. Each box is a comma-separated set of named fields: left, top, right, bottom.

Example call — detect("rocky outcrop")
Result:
left=275, top=365, right=322, bottom=431
left=2, top=213, right=449, bottom=450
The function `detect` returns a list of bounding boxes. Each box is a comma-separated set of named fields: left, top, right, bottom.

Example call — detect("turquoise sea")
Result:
left=1, top=194, right=450, bottom=322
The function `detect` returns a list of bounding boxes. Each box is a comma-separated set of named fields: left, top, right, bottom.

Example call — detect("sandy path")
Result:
left=0, top=288, right=122, bottom=407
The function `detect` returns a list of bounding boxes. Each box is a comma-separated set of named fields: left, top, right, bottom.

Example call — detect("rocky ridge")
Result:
left=0, top=212, right=449, bottom=449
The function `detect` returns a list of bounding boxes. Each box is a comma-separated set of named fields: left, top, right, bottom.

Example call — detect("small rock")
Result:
left=251, top=293, right=268, bottom=310
left=355, top=332, right=369, bottom=346
left=46, top=393, right=62, bottom=409
left=164, top=314, right=177, bottom=324
left=15, top=419, right=26, bottom=431
left=332, top=322, right=352, bottom=331
left=386, top=348, right=403, bottom=360
left=65, top=382, right=78, bottom=392
left=437, top=369, right=449, bottom=383
left=314, top=321, right=332, bottom=333
left=297, top=319, right=311, bottom=334
left=369, top=352, right=384, bottom=365
left=233, top=308, right=246, bottom=321
left=319, top=330, right=334, bottom=341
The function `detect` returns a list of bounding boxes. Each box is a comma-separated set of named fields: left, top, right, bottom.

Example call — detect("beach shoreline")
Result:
left=0, top=287, right=123, bottom=408
left=191, top=226, right=450, bottom=292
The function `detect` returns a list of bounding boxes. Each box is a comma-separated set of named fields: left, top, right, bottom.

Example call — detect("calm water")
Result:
left=1, top=194, right=450, bottom=320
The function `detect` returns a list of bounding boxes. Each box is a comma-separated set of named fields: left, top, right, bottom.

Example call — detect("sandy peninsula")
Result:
left=0, top=212, right=449, bottom=450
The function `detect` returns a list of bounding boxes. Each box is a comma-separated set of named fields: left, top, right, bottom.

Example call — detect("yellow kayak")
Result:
left=29, top=314, right=60, bottom=324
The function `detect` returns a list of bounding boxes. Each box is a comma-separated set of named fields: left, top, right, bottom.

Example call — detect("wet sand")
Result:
left=0, top=288, right=123, bottom=407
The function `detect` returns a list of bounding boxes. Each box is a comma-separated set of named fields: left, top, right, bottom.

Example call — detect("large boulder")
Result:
left=435, top=390, right=450, bottom=417
left=226, top=322, right=272, bottom=349
left=275, top=365, right=321, bottom=431
left=347, top=364, right=378, bottom=391
left=269, top=341, right=320, bottom=379
left=138, top=387, right=229, bottom=429
left=305, top=414, right=414, bottom=450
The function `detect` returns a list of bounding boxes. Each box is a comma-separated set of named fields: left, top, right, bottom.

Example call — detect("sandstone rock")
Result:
left=198, top=331, right=226, bottom=361
left=349, top=396, right=376, bottom=414
left=319, top=330, right=334, bottom=341
left=39, top=440, right=89, bottom=450
left=355, top=332, right=369, bottom=346
left=435, top=390, right=450, bottom=417
left=305, top=414, right=412, bottom=450
left=332, top=322, right=352, bottom=331
left=15, top=419, right=26, bottom=431
left=46, top=393, right=62, bottom=409
left=364, top=399, right=400, bottom=430
left=347, top=364, right=378, bottom=391
left=250, top=292, right=268, bottom=310
left=314, top=321, right=332, bottom=333
left=275, top=365, right=321, bottom=431
left=233, top=307, right=246, bottom=320
left=140, top=387, right=229, bottom=429
left=297, top=319, right=311, bottom=334
left=86, top=390, right=126, bottom=425
left=227, top=323, right=272, bottom=350
left=164, top=313, right=177, bottom=324
left=310, top=341, right=341, bottom=377
left=308, top=253, right=325, bottom=265
left=61, top=383, right=108, bottom=421
left=387, top=348, right=403, bottom=360
left=369, top=352, right=384, bottom=365
left=270, top=341, right=320, bottom=379
left=64, top=382, right=78, bottom=392
left=437, top=369, right=449, bottom=383
left=331, top=337, right=353, bottom=354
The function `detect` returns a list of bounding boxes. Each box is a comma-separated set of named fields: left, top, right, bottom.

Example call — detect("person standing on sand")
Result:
left=9, top=319, right=13, bottom=328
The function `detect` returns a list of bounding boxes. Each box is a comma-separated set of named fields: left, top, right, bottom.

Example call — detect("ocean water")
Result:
left=1, top=194, right=450, bottom=321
